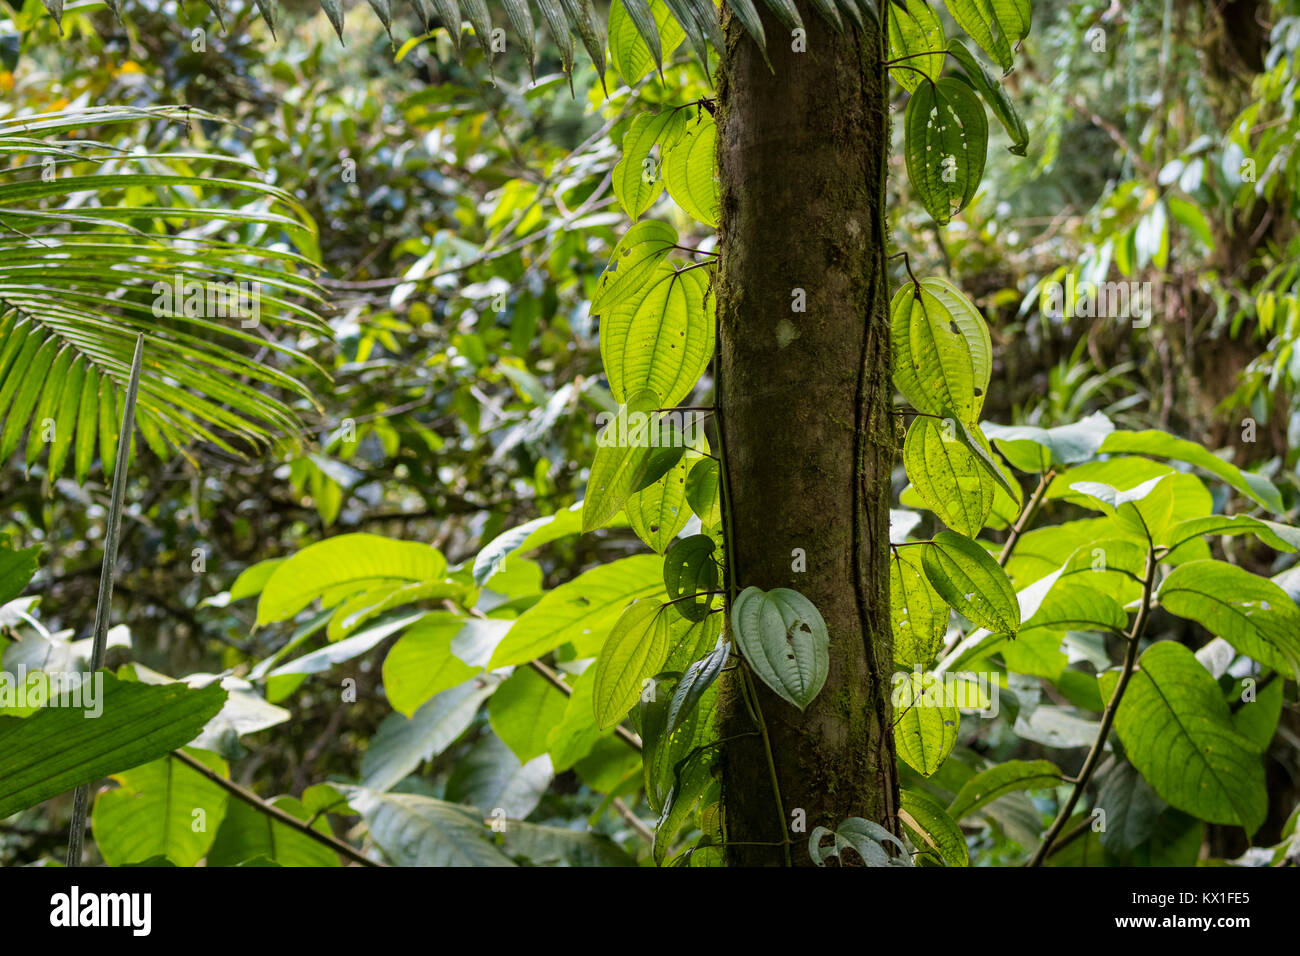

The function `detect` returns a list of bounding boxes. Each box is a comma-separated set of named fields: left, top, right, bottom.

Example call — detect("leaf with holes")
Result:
left=921, top=531, right=1019, bottom=636
left=903, top=415, right=994, bottom=536
left=613, top=110, right=688, bottom=220
left=904, top=77, right=988, bottom=224
left=891, top=547, right=948, bottom=667
left=893, top=670, right=960, bottom=776
left=731, top=586, right=829, bottom=711
left=663, top=534, right=719, bottom=622
left=591, top=220, right=679, bottom=314
left=890, top=277, right=992, bottom=422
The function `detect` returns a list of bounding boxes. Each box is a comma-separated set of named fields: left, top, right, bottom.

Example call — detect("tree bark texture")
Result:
left=714, top=2, right=898, bottom=865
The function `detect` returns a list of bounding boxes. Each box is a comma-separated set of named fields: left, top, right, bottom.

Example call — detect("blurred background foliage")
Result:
left=2, top=0, right=1298, bottom=863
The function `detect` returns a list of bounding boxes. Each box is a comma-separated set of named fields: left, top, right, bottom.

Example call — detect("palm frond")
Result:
left=0, top=105, right=329, bottom=484
left=38, top=0, right=879, bottom=79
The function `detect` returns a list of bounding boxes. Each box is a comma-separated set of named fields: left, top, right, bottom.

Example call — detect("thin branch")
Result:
left=66, top=334, right=143, bottom=869
left=1027, top=547, right=1158, bottom=867
left=998, top=470, right=1055, bottom=567
left=169, top=749, right=383, bottom=867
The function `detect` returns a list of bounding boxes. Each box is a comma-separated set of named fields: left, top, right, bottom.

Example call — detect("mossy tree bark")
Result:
left=714, top=4, right=898, bottom=865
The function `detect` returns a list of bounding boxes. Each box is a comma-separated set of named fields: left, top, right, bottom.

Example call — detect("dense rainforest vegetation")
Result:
left=1, top=0, right=1299, bottom=869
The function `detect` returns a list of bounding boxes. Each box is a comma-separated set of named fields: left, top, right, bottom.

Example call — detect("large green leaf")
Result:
left=947, top=758, right=1062, bottom=821
left=663, top=534, right=719, bottom=621
left=1161, top=514, right=1300, bottom=555
left=600, top=262, right=715, bottom=408
left=504, top=820, right=638, bottom=866
left=91, top=749, right=231, bottom=866
left=920, top=531, right=1019, bottom=636
left=609, top=0, right=683, bottom=84
left=593, top=598, right=671, bottom=729
left=1098, top=430, right=1284, bottom=513
left=944, top=0, right=1030, bottom=72
left=1111, top=642, right=1268, bottom=833
left=256, top=534, right=447, bottom=626
left=1069, top=474, right=1181, bottom=541
left=904, top=77, right=988, bottom=224
left=1157, top=561, right=1300, bottom=676
left=446, top=734, right=553, bottom=820
left=946, top=38, right=1028, bottom=154
left=545, top=667, right=607, bottom=771
left=591, top=220, right=679, bottom=314
left=613, top=110, right=687, bottom=219
left=903, top=415, right=994, bottom=536
left=471, top=502, right=601, bottom=586
left=890, top=277, right=992, bottom=422
left=0, top=536, right=40, bottom=605
left=890, top=547, right=949, bottom=666
left=489, top=554, right=664, bottom=667
left=900, top=787, right=968, bottom=866
left=894, top=671, right=959, bottom=776
left=983, top=412, right=1114, bottom=473
left=0, top=674, right=226, bottom=819
left=731, top=586, right=829, bottom=711
left=583, top=401, right=681, bottom=532
left=343, top=787, right=514, bottom=866
left=662, top=112, right=719, bottom=227
left=382, top=614, right=480, bottom=717
left=207, top=793, right=341, bottom=867
left=490, top=666, right=569, bottom=760
left=625, top=451, right=694, bottom=553
left=360, top=681, right=496, bottom=791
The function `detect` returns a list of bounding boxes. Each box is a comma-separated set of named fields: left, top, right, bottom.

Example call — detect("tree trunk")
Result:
left=714, top=4, right=898, bottom=865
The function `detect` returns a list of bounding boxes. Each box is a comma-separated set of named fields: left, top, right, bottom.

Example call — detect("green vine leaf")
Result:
left=599, top=263, right=715, bottom=408
left=488, top=554, right=664, bottom=667
left=890, top=277, right=992, bottom=423
left=893, top=670, right=959, bottom=776
left=903, top=415, right=994, bottom=536
left=944, top=0, right=1030, bottom=72
left=920, top=530, right=1020, bottom=636
left=663, top=534, right=719, bottom=621
left=887, top=0, right=945, bottom=93
left=890, top=547, right=949, bottom=667
left=904, top=76, right=988, bottom=224
left=946, top=38, right=1029, bottom=155
left=614, top=110, right=687, bottom=220
left=662, top=113, right=720, bottom=227
left=947, top=759, right=1062, bottom=821
left=626, top=450, right=694, bottom=553
left=899, top=787, right=969, bottom=866
left=731, top=585, right=830, bottom=711
left=591, top=220, right=679, bottom=314
left=593, top=598, right=671, bottom=729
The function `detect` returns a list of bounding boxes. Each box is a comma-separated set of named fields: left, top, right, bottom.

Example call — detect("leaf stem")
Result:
left=740, top=664, right=792, bottom=866
left=168, top=749, right=384, bottom=867
left=66, top=334, right=143, bottom=869
left=1027, top=546, right=1157, bottom=867
left=997, top=469, right=1055, bottom=567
